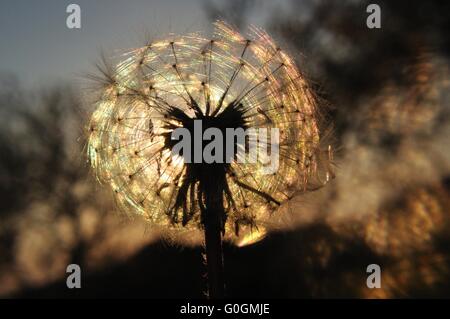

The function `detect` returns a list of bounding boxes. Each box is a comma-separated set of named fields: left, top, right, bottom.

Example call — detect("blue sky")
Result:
left=0, top=0, right=288, bottom=88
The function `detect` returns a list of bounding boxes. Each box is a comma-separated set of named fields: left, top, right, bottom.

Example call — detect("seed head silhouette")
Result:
left=87, top=21, right=332, bottom=297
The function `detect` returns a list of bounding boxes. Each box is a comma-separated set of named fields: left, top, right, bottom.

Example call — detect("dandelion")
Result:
left=87, top=21, right=332, bottom=297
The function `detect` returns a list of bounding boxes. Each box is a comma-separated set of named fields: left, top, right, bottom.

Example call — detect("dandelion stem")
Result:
left=203, top=171, right=226, bottom=298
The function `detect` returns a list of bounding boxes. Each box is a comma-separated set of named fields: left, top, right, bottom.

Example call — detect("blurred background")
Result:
left=0, top=0, right=449, bottom=298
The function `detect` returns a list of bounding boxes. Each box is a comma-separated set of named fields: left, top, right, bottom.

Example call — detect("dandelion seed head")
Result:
left=87, top=21, right=331, bottom=243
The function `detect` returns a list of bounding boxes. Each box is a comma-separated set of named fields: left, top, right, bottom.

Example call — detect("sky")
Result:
left=0, top=0, right=287, bottom=88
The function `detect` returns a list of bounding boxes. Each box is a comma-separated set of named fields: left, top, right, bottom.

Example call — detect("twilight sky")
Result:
left=0, top=0, right=287, bottom=88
